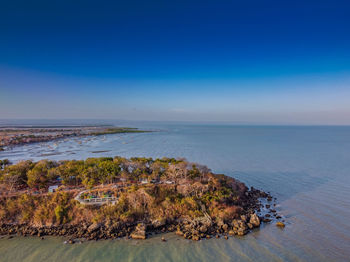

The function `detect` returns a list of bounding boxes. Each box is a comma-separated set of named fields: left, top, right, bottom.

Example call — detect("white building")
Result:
left=48, top=185, right=59, bottom=193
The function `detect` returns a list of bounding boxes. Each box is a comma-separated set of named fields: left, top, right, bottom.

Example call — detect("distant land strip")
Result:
left=0, top=126, right=152, bottom=151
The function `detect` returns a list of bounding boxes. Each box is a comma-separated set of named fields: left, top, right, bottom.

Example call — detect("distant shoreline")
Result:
left=0, top=126, right=152, bottom=151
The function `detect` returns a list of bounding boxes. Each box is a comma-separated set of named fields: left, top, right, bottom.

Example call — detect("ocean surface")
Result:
left=1, top=121, right=350, bottom=262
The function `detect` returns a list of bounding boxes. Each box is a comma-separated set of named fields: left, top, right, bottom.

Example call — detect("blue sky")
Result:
left=1, top=0, right=350, bottom=124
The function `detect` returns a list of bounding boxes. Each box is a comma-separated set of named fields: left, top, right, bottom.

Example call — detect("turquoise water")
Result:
left=1, top=123, right=350, bottom=261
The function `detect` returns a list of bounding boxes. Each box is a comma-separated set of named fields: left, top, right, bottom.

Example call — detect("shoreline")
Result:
left=0, top=126, right=152, bottom=151
left=0, top=157, right=284, bottom=243
left=0, top=189, right=282, bottom=243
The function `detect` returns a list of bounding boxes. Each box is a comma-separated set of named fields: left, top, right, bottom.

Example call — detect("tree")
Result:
left=2, top=159, right=10, bottom=166
left=98, top=160, right=121, bottom=184
left=2, top=173, right=24, bottom=191
left=166, top=162, right=188, bottom=183
left=1, top=160, right=32, bottom=191
left=54, top=205, right=68, bottom=224
left=27, top=160, right=55, bottom=189
left=188, top=164, right=201, bottom=179
left=0, top=159, right=11, bottom=170
left=57, top=160, right=83, bottom=186
left=81, top=166, right=99, bottom=189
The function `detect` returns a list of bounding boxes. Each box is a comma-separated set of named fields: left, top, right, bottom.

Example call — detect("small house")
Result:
left=140, top=179, right=148, bottom=184
left=48, top=185, right=59, bottom=193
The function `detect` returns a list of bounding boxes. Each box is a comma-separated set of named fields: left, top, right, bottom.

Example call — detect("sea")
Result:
left=0, top=120, right=349, bottom=262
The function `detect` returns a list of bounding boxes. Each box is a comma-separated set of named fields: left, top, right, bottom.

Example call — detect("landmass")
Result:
left=0, top=157, right=283, bottom=242
left=0, top=126, right=150, bottom=151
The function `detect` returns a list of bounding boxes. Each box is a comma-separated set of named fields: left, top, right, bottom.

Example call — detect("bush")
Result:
left=55, top=205, right=66, bottom=224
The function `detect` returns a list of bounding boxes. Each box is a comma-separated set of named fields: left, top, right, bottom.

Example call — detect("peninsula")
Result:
left=0, top=126, right=149, bottom=151
left=0, top=157, right=281, bottom=242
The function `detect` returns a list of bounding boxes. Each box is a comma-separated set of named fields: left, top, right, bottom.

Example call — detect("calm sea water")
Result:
left=1, top=122, right=350, bottom=262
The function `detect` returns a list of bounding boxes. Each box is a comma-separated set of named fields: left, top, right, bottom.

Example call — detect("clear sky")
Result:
left=1, top=0, right=350, bottom=124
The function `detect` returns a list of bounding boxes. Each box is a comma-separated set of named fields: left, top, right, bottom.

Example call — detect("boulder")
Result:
left=130, top=223, right=147, bottom=240
left=276, top=222, right=285, bottom=228
left=151, top=218, right=166, bottom=228
left=228, top=230, right=236, bottom=236
left=184, top=232, right=191, bottom=239
left=232, top=219, right=247, bottom=231
left=249, top=213, right=260, bottom=227
left=237, top=228, right=247, bottom=236
left=232, top=219, right=239, bottom=228
left=199, top=225, right=208, bottom=233
left=192, top=235, right=200, bottom=241
left=176, top=230, right=184, bottom=236
left=240, top=215, right=247, bottom=222
left=87, top=223, right=101, bottom=233
left=192, top=230, right=199, bottom=236
left=247, top=223, right=253, bottom=229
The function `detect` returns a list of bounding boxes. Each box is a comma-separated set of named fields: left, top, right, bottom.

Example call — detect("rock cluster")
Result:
left=172, top=212, right=263, bottom=241
left=0, top=187, right=284, bottom=242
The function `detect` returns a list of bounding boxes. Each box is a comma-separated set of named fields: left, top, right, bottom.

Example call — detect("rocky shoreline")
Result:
left=0, top=157, right=286, bottom=244
left=0, top=188, right=284, bottom=243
